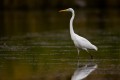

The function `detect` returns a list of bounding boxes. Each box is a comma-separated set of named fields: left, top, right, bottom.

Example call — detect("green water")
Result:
left=0, top=9, right=120, bottom=80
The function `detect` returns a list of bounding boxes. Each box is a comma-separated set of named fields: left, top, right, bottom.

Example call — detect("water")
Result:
left=0, top=9, right=120, bottom=80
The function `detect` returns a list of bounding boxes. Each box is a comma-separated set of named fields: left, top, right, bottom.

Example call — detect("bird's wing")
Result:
left=74, top=34, right=94, bottom=49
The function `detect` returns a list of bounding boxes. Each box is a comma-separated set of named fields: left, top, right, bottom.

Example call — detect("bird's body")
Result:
left=72, top=33, right=97, bottom=52
left=59, top=8, right=97, bottom=58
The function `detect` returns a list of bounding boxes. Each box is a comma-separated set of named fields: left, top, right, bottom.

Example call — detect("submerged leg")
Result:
left=88, top=52, right=93, bottom=59
left=77, top=48, right=80, bottom=56
left=77, top=49, right=80, bottom=67
left=84, top=49, right=94, bottom=66
left=77, top=49, right=85, bottom=67
left=84, top=48, right=93, bottom=59
left=86, top=51, right=94, bottom=66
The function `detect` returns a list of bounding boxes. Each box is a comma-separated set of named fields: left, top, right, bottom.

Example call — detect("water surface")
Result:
left=0, top=9, right=120, bottom=80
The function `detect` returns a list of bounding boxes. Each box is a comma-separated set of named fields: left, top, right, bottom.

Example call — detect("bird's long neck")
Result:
left=70, top=10, right=75, bottom=39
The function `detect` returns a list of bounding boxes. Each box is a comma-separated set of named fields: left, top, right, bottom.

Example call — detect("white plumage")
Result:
left=72, top=34, right=97, bottom=51
left=59, top=8, right=98, bottom=58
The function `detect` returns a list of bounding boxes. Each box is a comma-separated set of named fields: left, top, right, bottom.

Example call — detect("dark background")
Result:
left=0, top=0, right=120, bottom=36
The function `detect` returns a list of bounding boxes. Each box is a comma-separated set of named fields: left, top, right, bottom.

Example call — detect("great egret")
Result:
left=59, top=8, right=97, bottom=59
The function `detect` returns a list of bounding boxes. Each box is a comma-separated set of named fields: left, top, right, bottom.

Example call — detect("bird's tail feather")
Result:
left=92, top=45, right=98, bottom=51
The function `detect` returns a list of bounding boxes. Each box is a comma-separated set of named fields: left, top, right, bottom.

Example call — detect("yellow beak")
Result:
left=59, top=9, right=67, bottom=12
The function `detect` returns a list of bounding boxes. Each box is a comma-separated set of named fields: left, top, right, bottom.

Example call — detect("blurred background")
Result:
left=0, top=0, right=120, bottom=80
left=0, top=0, right=120, bottom=36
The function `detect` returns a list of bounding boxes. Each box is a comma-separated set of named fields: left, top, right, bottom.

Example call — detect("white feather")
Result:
left=59, top=8, right=98, bottom=57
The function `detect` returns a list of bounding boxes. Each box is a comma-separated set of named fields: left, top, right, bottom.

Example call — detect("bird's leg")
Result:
left=84, top=49, right=93, bottom=59
left=77, top=49, right=80, bottom=67
left=77, top=48, right=80, bottom=56
left=77, top=59, right=80, bottom=67
left=86, top=51, right=94, bottom=66
left=88, top=52, right=93, bottom=59
left=90, top=54, right=93, bottom=59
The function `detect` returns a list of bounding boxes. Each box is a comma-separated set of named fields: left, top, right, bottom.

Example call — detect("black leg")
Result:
left=87, top=52, right=93, bottom=59
left=90, top=54, right=93, bottom=59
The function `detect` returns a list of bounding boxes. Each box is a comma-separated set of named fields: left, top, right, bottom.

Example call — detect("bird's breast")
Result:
left=73, top=39, right=82, bottom=48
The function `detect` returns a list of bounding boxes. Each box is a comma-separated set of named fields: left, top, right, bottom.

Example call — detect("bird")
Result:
left=59, top=8, right=97, bottom=59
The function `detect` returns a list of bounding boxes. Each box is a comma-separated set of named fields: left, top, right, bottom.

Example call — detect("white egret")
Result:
left=59, top=8, right=97, bottom=59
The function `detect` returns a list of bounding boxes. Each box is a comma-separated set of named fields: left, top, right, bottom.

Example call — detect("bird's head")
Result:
left=59, top=8, right=73, bottom=12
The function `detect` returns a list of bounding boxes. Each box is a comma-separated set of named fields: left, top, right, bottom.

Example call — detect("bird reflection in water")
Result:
left=71, top=62, right=97, bottom=80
